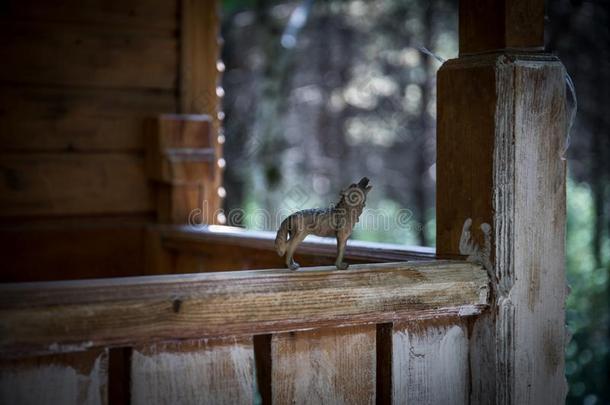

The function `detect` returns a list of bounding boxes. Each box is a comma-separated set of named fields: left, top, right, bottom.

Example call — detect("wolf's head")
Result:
left=340, top=177, right=372, bottom=208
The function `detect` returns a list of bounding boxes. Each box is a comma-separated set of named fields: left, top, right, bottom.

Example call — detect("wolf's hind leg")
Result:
left=335, top=234, right=349, bottom=270
left=286, top=231, right=307, bottom=270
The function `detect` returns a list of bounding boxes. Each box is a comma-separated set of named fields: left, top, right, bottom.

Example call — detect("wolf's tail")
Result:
left=275, top=216, right=291, bottom=256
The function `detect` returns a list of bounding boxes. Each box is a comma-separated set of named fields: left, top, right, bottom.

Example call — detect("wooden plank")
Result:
left=0, top=85, right=175, bottom=152
left=0, top=223, right=147, bottom=282
left=0, top=349, right=107, bottom=404
left=459, top=0, right=544, bottom=55
left=0, top=153, right=155, bottom=217
left=180, top=0, right=219, bottom=115
left=0, top=0, right=177, bottom=31
left=131, top=337, right=254, bottom=405
left=392, top=319, right=469, bottom=405
left=0, top=261, right=489, bottom=355
left=0, top=21, right=177, bottom=89
left=436, top=53, right=567, bottom=403
left=180, top=0, right=223, bottom=225
left=272, top=325, right=376, bottom=405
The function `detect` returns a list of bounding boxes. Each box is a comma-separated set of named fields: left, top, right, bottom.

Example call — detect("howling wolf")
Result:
left=275, top=177, right=372, bottom=270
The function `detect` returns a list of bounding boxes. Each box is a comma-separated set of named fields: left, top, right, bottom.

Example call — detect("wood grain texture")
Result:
left=146, top=114, right=217, bottom=224
left=272, top=325, right=376, bottom=405
left=436, top=53, right=567, bottom=403
left=180, top=0, right=223, bottom=224
left=0, top=21, right=177, bottom=89
left=0, top=0, right=177, bottom=31
left=0, top=261, right=489, bottom=356
left=0, top=153, right=154, bottom=217
left=0, top=223, right=147, bottom=282
left=0, top=85, right=175, bottom=152
left=0, top=349, right=107, bottom=405
left=145, top=114, right=214, bottom=182
left=131, top=338, right=254, bottom=405
left=392, top=319, right=469, bottom=405
left=459, top=0, right=544, bottom=55
left=180, top=0, right=219, bottom=115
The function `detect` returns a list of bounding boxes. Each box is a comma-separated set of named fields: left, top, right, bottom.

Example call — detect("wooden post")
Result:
left=146, top=114, right=217, bottom=224
left=180, top=0, right=223, bottom=224
left=436, top=0, right=568, bottom=403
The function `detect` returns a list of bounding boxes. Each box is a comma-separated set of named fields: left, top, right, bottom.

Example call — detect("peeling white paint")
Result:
left=131, top=339, right=254, bottom=405
left=457, top=305, right=479, bottom=317
left=393, top=322, right=469, bottom=405
left=272, top=327, right=376, bottom=405
left=459, top=218, right=493, bottom=280
left=0, top=353, right=106, bottom=405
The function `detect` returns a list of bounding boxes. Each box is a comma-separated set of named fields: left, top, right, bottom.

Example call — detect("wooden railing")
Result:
left=0, top=259, right=488, bottom=404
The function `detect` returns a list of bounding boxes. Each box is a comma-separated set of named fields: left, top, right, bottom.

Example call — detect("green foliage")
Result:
left=566, top=177, right=610, bottom=404
left=221, top=0, right=258, bottom=15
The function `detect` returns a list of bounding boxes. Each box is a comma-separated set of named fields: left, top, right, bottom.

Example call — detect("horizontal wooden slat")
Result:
left=0, top=153, right=155, bottom=217
left=0, top=261, right=489, bottom=356
left=0, top=222, right=149, bottom=282
left=160, top=225, right=436, bottom=268
left=0, top=21, right=176, bottom=89
left=0, top=85, right=175, bottom=152
left=0, top=0, right=177, bottom=31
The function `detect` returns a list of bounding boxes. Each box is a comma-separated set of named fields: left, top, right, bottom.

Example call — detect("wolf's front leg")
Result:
left=335, top=234, right=348, bottom=270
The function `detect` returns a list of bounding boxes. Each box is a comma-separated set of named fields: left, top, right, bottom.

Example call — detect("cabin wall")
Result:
left=0, top=0, right=222, bottom=281
left=0, top=0, right=179, bottom=219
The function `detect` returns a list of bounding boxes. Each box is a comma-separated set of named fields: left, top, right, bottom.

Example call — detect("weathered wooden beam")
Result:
left=0, top=261, right=489, bottom=357
left=436, top=53, right=567, bottom=403
left=459, top=0, right=545, bottom=55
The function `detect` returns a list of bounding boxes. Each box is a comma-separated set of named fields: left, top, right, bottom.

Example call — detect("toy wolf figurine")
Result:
left=275, top=177, right=372, bottom=270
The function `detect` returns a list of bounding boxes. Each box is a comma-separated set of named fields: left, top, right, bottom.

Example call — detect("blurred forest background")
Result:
left=219, top=0, right=610, bottom=403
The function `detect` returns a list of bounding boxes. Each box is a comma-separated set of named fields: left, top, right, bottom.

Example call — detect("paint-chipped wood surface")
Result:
left=0, top=349, right=107, bottom=405
left=392, top=319, right=469, bottom=405
left=131, top=338, right=254, bottom=405
left=272, top=326, right=376, bottom=405
left=0, top=261, right=489, bottom=355
left=437, top=53, right=567, bottom=404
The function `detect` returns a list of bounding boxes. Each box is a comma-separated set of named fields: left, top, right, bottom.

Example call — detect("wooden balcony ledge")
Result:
left=0, top=260, right=489, bottom=357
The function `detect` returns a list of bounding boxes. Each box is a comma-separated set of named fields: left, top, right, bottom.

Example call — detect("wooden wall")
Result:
left=0, top=0, right=223, bottom=281
left=0, top=0, right=179, bottom=220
